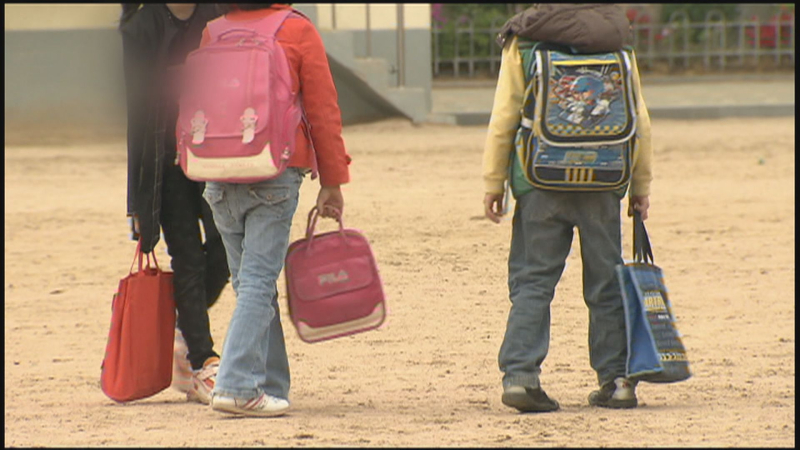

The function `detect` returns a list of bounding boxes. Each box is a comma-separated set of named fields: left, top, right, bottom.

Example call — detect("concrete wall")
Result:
left=314, top=4, right=430, bottom=30
left=5, top=28, right=126, bottom=130
left=5, top=4, right=126, bottom=130
left=4, top=4, right=121, bottom=30
left=4, top=4, right=432, bottom=131
left=314, top=4, right=432, bottom=93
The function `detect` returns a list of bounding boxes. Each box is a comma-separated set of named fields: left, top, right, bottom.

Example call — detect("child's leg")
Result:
left=498, top=188, right=574, bottom=389
left=161, top=165, right=219, bottom=370
left=200, top=193, right=230, bottom=308
left=574, top=192, right=627, bottom=387
left=212, top=169, right=303, bottom=400
left=203, top=184, right=244, bottom=296
left=256, top=288, right=291, bottom=400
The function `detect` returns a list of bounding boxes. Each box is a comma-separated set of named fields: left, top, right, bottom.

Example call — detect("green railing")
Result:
left=432, top=12, right=795, bottom=77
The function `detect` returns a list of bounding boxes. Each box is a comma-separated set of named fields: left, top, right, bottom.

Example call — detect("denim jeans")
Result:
left=161, top=163, right=229, bottom=370
left=202, top=168, right=304, bottom=400
left=498, top=187, right=628, bottom=389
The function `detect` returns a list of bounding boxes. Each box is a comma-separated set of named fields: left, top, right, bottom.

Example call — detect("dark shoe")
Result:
left=588, top=377, right=638, bottom=409
left=502, top=385, right=560, bottom=413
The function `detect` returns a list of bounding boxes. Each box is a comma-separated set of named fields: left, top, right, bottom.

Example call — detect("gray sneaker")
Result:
left=588, top=377, right=638, bottom=409
left=502, top=385, right=560, bottom=413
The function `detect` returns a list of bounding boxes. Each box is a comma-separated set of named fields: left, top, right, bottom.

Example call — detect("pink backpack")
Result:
left=285, top=208, right=387, bottom=343
left=176, top=9, right=304, bottom=183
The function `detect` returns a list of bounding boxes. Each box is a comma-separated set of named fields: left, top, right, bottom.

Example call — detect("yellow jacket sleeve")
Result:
left=482, top=36, right=525, bottom=195
left=629, top=51, right=653, bottom=197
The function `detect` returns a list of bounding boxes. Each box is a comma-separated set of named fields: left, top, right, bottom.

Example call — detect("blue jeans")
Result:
left=202, top=168, right=304, bottom=400
left=498, top=187, right=628, bottom=389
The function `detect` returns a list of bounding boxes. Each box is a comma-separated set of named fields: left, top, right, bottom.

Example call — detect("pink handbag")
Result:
left=285, top=207, right=386, bottom=343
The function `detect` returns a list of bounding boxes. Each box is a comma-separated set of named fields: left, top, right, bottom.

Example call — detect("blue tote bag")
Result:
left=616, top=211, right=691, bottom=383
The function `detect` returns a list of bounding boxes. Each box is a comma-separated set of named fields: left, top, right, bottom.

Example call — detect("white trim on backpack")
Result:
left=184, top=142, right=279, bottom=180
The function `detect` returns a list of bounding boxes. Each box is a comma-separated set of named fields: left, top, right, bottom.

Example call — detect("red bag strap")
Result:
left=128, top=239, right=161, bottom=274
left=128, top=240, right=141, bottom=274
left=149, top=248, right=160, bottom=269
left=305, top=206, right=346, bottom=252
left=305, top=206, right=344, bottom=236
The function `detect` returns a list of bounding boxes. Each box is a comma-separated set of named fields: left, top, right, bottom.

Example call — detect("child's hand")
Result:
left=130, top=214, right=140, bottom=240
left=317, top=185, right=344, bottom=219
left=484, top=193, right=505, bottom=223
left=628, top=195, right=650, bottom=221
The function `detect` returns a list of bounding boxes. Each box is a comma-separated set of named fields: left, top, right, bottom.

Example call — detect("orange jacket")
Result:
left=200, top=5, right=351, bottom=186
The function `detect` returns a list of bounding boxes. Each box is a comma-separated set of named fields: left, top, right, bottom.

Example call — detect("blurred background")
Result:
left=4, top=3, right=795, bottom=144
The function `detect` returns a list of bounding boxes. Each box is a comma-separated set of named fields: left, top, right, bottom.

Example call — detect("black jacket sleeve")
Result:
left=121, top=29, right=151, bottom=217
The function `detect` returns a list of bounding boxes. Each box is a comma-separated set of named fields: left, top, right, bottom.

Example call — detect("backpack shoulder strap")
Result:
left=287, top=7, right=312, bottom=23
left=251, top=9, right=294, bottom=38
left=205, top=16, right=230, bottom=42
left=206, top=9, right=297, bottom=42
left=516, top=39, right=539, bottom=83
left=517, top=38, right=537, bottom=52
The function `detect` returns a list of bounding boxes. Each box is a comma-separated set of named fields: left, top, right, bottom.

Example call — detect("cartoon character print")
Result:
left=552, top=68, right=622, bottom=128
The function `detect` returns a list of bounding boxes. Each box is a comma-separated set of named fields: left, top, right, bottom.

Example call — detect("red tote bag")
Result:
left=101, top=241, right=176, bottom=402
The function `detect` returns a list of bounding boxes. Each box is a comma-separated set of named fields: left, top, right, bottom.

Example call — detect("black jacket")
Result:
left=120, top=4, right=221, bottom=252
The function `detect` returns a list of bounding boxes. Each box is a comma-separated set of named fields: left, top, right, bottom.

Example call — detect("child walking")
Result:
left=194, top=3, right=351, bottom=417
left=119, top=3, right=229, bottom=405
left=482, top=4, right=654, bottom=412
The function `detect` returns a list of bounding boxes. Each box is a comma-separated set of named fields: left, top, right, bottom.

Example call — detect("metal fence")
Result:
left=432, top=12, right=796, bottom=78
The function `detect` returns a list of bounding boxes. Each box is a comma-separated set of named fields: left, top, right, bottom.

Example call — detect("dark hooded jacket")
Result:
left=120, top=4, right=221, bottom=252
left=496, top=3, right=630, bottom=52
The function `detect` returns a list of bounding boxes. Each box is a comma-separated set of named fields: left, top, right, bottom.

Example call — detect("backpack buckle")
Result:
left=241, top=107, right=258, bottom=144
left=190, top=111, right=207, bottom=145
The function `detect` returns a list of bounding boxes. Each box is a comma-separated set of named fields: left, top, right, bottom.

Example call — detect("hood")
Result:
left=496, top=4, right=631, bottom=53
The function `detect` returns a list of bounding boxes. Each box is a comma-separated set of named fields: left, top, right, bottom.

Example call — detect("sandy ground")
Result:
left=4, top=117, right=795, bottom=447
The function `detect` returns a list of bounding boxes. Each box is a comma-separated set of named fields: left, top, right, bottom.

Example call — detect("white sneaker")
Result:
left=211, top=393, right=290, bottom=417
left=187, top=357, right=219, bottom=405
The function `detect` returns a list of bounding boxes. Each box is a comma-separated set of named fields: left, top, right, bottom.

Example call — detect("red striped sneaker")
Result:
left=211, top=392, right=290, bottom=417
left=171, top=328, right=194, bottom=395
left=187, top=356, right=219, bottom=405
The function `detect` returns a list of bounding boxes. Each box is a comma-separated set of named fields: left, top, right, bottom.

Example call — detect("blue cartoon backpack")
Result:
left=513, top=41, right=639, bottom=193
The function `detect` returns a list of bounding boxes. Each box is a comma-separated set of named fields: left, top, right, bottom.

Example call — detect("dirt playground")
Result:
left=4, top=117, right=795, bottom=447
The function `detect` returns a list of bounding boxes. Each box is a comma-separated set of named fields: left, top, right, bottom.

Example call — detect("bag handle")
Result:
left=128, top=239, right=162, bottom=275
left=305, top=206, right=347, bottom=253
left=632, top=210, right=654, bottom=264
left=216, top=28, right=261, bottom=41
